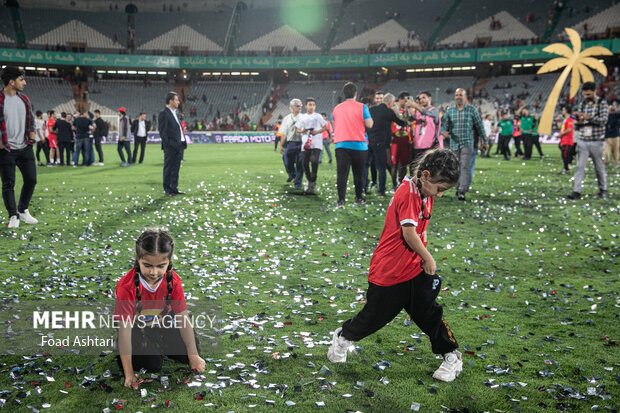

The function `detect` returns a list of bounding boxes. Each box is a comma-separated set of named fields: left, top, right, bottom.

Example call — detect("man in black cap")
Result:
left=0, top=66, right=38, bottom=228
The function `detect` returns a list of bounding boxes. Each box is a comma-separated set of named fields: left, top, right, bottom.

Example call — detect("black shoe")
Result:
left=377, top=192, right=386, bottom=198
left=596, top=190, right=608, bottom=199
left=457, top=192, right=466, bottom=201
left=286, top=176, right=294, bottom=182
left=566, top=191, right=581, bottom=200
left=328, top=160, right=332, bottom=164
left=165, top=192, right=176, bottom=197
left=336, top=200, right=345, bottom=209
left=173, top=191, right=185, bottom=195
left=355, top=197, right=366, bottom=205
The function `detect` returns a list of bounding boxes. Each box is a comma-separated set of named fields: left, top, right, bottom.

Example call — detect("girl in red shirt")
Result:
left=558, top=106, right=576, bottom=174
left=114, top=229, right=205, bottom=389
left=327, top=149, right=463, bottom=382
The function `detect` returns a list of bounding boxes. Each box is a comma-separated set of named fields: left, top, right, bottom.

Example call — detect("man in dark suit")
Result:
left=131, top=112, right=151, bottom=164
left=158, top=92, right=185, bottom=196
left=366, top=93, right=410, bottom=197
left=52, top=112, right=74, bottom=166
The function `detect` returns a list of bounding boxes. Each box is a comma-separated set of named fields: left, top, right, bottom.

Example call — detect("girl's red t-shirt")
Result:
left=368, top=177, right=433, bottom=287
left=114, top=268, right=187, bottom=322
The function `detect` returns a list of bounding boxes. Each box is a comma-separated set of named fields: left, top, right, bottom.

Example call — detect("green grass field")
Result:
left=0, top=143, right=618, bottom=412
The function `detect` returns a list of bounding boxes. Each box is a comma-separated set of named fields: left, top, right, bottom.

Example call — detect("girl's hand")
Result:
left=124, top=373, right=139, bottom=389
left=422, top=255, right=437, bottom=275
left=189, top=355, right=206, bottom=373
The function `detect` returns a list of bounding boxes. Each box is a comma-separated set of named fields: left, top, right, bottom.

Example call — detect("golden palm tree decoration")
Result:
left=536, top=28, right=612, bottom=135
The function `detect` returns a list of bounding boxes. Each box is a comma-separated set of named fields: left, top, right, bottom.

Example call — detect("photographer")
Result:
left=567, top=82, right=609, bottom=200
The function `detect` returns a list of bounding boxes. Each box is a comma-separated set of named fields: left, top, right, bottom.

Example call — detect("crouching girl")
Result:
left=114, top=229, right=205, bottom=388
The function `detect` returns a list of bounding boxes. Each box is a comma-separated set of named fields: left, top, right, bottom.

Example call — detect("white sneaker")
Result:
left=432, top=351, right=463, bottom=382
left=18, top=209, right=38, bottom=225
left=8, top=215, right=19, bottom=228
left=327, top=327, right=352, bottom=363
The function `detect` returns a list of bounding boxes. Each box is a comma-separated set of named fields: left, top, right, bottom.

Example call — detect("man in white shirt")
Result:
left=296, top=98, right=327, bottom=194
left=34, top=110, right=49, bottom=166
left=279, top=99, right=303, bottom=189
left=131, top=112, right=151, bottom=164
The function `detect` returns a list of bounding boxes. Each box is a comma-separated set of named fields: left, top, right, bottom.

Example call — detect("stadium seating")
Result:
left=235, top=3, right=341, bottom=53
left=330, top=0, right=453, bottom=48
left=435, top=0, right=549, bottom=44
left=569, top=3, right=620, bottom=37
left=332, top=19, right=418, bottom=52
left=238, top=25, right=321, bottom=53
left=87, top=79, right=172, bottom=121
left=20, top=8, right=125, bottom=50
left=438, top=11, right=537, bottom=47
left=268, top=80, right=365, bottom=123
left=24, top=76, right=75, bottom=114
left=28, top=20, right=122, bottom=50
left=134, top=11, right=231, bottom=52
left=186, top=81, right=270, bottom=121
left=0, top=6, right=14, bottom=46
left=551, top=0, right=616, bottom=39
left=137, top=24, right=223, bottom=53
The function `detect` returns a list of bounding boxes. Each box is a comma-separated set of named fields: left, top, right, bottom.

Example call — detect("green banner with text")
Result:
left=370, top=49, right=476, bottom=66
left=0, top=48, right=179, bottom=68
left=1, top=41, right=616, bottom=70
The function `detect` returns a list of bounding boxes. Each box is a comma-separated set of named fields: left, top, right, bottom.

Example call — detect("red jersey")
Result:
left=47, top=118, right=56, bottom=139
left=560, top=117, right=574, bottom=146
left=114, top=268, right=187, bottom=322
left=368, top=177, right=434, bottom=286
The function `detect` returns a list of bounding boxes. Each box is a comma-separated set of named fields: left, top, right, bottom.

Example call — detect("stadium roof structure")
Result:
left=571, top=3, right=620, bottom=35
left=29, top=19, right=122, bottom=48
left=332, top=19, right=419, bottom=50
left=438, top=11, right=537, bottom=45
left=137, top=24, right=223, bottom=52
left=237, top=25, right=320, bottom=52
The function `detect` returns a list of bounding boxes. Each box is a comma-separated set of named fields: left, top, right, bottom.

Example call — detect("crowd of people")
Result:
left=32, top=107, right=163, bottom=168
left=277, top=79, right=617, bottom=205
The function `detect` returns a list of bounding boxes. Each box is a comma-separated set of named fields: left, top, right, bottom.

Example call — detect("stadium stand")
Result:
left=0, top=32, right=13, bottom=47
left=438, top=11, right=537, bottom=47
left=569, top=3, right=620, bottom=37
left=0, top=5, right=14, bottom=46
left=24, top=76, right=75, bottom=113
left=28, top=20, right=122, bottom=50
left=186, top=81, right=271, bottom=121
left=137, top=24, right=223, bottom=53
left=550, top=1, right=616, bottom=39
left=268, top=80, right=365, bottom=123
left=332, top=19, right=417, bottom=52
left=87, top=79, right=173, bottom=120
left=134, top=10, right=231, bottom=53
left=235, top=3, right=341, bottom=54
left=433, top=0, right=550, bottom=44
left=238, top=26, right=321, bottom=53
left=330, top=0, right=453, bottom=49
left=480, top=74, right=556, bottom=108
left=19, top=8, right=126, bottom=50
